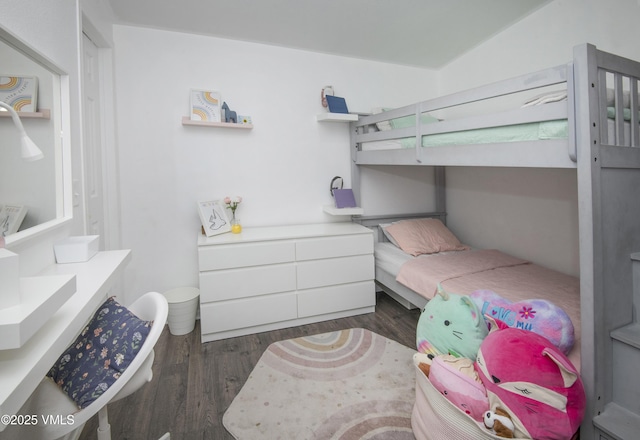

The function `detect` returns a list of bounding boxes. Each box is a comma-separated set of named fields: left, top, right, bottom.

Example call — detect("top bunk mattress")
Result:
left=362, top=120, right=568, bottom=151
left=361, top=115, right=635, bottom=151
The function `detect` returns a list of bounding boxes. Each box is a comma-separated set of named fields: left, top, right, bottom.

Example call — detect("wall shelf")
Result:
left=182, top=116, right=253, bottom=129
left=323, top=205, right=364, bottom=216
left=0, top=109, right=50, bottom=120
left=0, top=274, right=76, bottom=350
left=316, top=113, right=358, bottom=122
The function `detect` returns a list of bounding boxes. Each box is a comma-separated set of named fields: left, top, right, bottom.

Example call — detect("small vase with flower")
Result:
left=224, top=196, right=242, bottom=233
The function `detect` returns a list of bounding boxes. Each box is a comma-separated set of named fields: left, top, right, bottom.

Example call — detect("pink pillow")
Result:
left=384, top=218, right=469, bottom=256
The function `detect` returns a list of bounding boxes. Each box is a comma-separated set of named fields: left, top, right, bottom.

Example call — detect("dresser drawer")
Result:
left=296, top=254, right=374, bottom=289
left=198, top=240, right=295, bottom=271
left=298, top=281, right=375, bottom=318
left=200, top=263, right=296, bottom=302
left=200, top=292, right=297, bottom=334
left=296, top=233, right=373, bottom=261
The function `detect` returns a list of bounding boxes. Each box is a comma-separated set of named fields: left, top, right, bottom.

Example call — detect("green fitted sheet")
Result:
left=396, top=119, right=568, bottom=149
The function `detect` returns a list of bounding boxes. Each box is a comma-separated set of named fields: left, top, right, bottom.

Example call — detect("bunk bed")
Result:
left=350, top=44, right=640, bottom=440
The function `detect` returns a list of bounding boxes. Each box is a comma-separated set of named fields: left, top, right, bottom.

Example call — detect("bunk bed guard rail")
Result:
left=352, top=63, right=577, bottom=167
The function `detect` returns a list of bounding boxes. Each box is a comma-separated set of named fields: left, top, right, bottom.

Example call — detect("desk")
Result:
left=0, top=250, right=131, bottom=431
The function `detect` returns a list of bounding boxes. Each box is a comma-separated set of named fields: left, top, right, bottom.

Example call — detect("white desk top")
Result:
left=0, top=250, right=131, bottom=430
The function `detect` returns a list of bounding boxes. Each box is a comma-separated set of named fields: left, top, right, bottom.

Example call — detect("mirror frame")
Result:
left=1, top=27, right=72, bottom=246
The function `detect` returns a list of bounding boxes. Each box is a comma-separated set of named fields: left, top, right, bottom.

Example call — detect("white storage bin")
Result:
left=164, top=287, right=200, bottom=335
left=54, top=235, right=99, bottom=263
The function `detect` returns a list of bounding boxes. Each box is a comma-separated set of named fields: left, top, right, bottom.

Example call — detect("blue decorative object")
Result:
left=47, top=296, right=152, bottom=409
left=222, top=101, right=237, bottom=123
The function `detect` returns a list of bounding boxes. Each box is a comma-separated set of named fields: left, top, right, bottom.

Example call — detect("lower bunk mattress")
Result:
left=375, top=242, right=581, bottom=368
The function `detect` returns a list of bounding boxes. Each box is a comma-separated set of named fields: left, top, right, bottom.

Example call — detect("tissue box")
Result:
left=0, top=249, right=20, bottom=309
left=54, top=235, right=99, bottom=263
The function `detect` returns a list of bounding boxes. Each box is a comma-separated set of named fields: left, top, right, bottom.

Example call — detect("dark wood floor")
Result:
left=78, top=292, right=420, bottom=440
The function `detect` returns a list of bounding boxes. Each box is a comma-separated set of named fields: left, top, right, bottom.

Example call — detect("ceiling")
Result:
left=107, top=0, right=551, bottom=69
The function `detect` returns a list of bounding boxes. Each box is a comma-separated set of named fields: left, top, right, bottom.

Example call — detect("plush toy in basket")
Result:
left=413, top=285, right=584, bottom=440
left=416, top=284, right=488, bottom=360
left=420, top=354, right=489, bottom=422
left=476, top=328, right=585, bottom=440
left=470, top=289, right=575, bottom=355
left=413, top=352, right=523, bottom=440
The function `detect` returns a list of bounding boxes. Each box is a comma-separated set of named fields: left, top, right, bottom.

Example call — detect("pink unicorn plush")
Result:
left=475, top=328, right=585, bottom=440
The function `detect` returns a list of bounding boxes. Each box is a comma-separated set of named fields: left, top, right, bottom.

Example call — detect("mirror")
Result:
left=0, top=26, right=69, bottom=245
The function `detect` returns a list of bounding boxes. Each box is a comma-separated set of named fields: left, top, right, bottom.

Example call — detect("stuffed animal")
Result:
left=416, top=284, right=488, bottom=360
left=428, top=354, right=489, bottom=422
left=470, top=290, right=575, bottom=355
left=475, top=328, right=585, bottom=440
left=483, top=408, right=515, bottom=438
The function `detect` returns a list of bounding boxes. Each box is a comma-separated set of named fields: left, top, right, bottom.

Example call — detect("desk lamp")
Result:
left=0, top=100, right=44, bottom=161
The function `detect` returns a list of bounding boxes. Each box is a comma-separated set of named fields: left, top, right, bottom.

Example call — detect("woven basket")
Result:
left=411, top=353, right=528, bottom=440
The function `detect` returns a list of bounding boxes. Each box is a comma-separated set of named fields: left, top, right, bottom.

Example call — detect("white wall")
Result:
left=440, top=0, right=640, bottom=92
left=112, top=25, right=438, bottom=302
left=432, top=0, right=640, bottom=277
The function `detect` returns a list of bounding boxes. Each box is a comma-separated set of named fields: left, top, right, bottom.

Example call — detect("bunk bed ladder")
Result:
left=593, top=254, right=640, bottom=440
left=575, top=43, right=640, bottom=440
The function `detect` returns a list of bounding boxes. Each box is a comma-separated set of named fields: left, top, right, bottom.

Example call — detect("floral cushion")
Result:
left=47, top=296, right=152, bottom=409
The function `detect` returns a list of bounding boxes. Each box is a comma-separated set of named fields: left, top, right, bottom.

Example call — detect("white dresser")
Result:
left=197, top=222, right=375, bottom=342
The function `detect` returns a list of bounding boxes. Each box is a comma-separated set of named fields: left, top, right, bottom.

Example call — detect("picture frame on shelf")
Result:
left=190, top=89, right=222, bottom=122
left=0, top=204, right=28, bottom=237
left=0, top=75, right=38, bottom=112
left=197, top=200, right=231, bottom=236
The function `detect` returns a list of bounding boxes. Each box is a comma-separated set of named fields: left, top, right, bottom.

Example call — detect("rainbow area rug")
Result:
left=223, top=328, right=416, bottom=439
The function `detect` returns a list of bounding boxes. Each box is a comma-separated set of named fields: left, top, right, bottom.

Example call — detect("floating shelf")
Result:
left=323, top=205, right=364, bottom=216
left=182, top=116, right=253, bottom=129
left=0, top=109, right=50, bottom=120
left=0, top=274, right=76, bottom=350
left=316, top=113, right=358, bottom=122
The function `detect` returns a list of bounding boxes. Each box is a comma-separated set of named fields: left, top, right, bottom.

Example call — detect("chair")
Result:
left=2, top=292, right=170, bottom=440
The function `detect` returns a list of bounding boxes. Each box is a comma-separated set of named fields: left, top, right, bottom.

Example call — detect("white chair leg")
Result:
left=97, top=406, right=111, bottom=440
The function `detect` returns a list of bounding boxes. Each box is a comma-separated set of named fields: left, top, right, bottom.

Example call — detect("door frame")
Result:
left=81, top=16, right=121, bottom=251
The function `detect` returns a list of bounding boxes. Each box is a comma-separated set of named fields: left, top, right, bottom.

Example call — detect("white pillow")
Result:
left=379, top=222, right=400, bottom=247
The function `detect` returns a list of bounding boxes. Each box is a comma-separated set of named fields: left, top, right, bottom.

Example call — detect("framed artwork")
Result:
left=0, top=204, right=28, bottom=237
left=0, top=75, right=38, bottom=112
left=198, top=200, right=230, bottom=236
left=190, top=89, right=222, bottom=122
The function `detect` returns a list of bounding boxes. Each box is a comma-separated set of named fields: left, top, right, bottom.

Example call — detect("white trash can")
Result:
left=163, top=287, right=200, bottom=336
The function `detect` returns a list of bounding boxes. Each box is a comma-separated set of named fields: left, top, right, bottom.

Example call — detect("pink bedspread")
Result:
left=396, top=249, right=581, bottom=368
left=396, top=249, right=528, bottom=299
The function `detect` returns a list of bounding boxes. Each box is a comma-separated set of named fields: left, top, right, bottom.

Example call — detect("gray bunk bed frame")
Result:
left=351, top=44, right=640, bottom=440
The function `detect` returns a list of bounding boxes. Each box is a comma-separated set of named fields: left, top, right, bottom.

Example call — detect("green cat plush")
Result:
left=416, top=285, right=488, bottom=359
